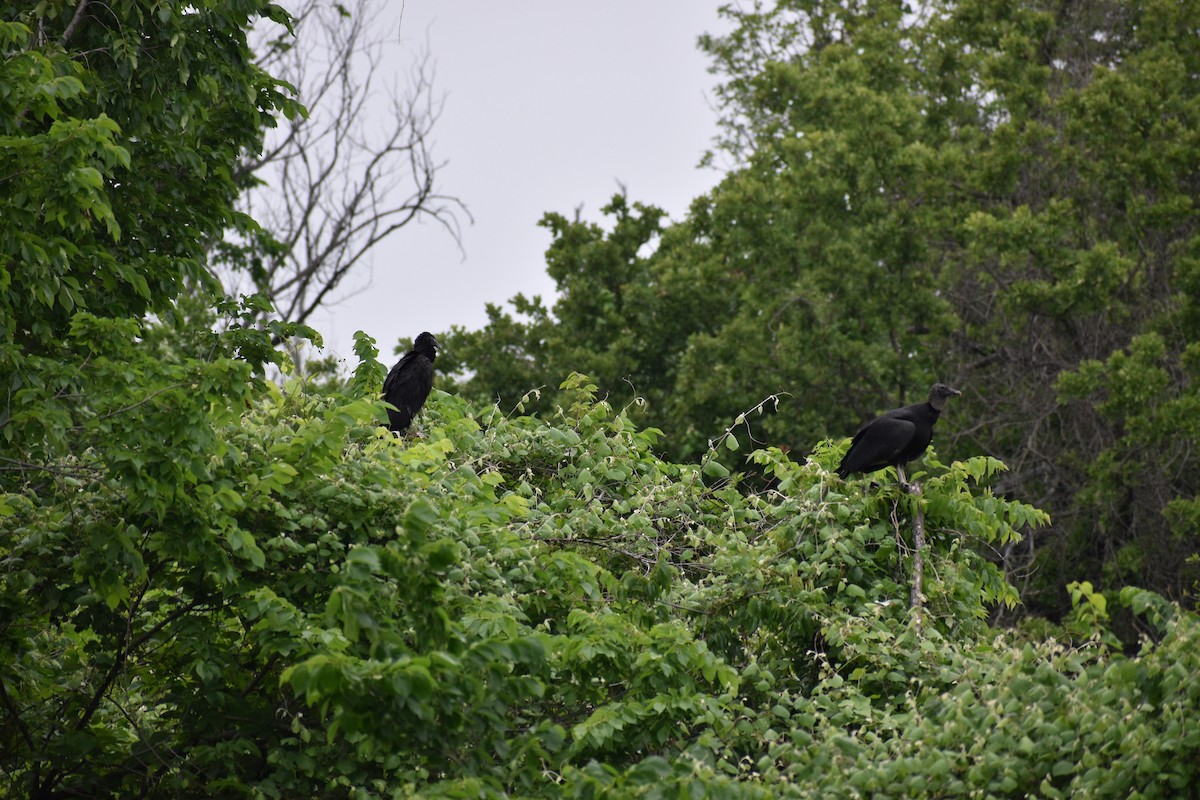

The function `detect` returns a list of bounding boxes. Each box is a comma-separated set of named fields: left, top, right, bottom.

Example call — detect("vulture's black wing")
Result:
left=382, top=352, right=434, bottom=433
left=836, top=415, right=918, bottom=478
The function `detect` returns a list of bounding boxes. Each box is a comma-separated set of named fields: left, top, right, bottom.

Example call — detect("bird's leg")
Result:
left=896, top=464, right=909, bottom=493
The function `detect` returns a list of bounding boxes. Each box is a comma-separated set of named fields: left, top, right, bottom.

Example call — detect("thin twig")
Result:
left=92, top=383, right=184, bottom=423
left=0, top=675, right=36, bottom=751
left=909, top=482, right=926, bottom=624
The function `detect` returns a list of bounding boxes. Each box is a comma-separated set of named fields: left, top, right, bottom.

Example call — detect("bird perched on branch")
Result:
left=382, top=332, right=439, bottom=434
left=836, top=383, right=962, bottom=489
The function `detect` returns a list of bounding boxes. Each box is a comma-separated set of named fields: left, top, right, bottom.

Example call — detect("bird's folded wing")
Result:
left=383, top=353, right=417, bottom=394
left=844, top=416, right=917, bottom=471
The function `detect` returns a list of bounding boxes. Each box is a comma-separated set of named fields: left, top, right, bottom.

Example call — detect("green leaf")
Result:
left=702, top=459, right=730, bottom=479
left=403, top=499, right=439, bottom=538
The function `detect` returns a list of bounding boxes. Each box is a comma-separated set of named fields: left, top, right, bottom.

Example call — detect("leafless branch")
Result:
left=59, top=0, right=90, bottom=46
left=217, top=0, right=469, bottom=361
left=0, top=456, right=102, bottom=479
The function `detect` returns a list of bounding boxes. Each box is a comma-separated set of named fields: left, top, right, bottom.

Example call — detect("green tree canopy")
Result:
left=5, top=0, right=1200, bottom=795
left=441, top=0, right=1200, bottom=614
left=0, top=3, right=312, bottom=791
left=1, top=0, right=306, bottom=473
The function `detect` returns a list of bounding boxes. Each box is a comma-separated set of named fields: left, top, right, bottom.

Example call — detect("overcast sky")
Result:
left=304, top=1, right=732, bottom=364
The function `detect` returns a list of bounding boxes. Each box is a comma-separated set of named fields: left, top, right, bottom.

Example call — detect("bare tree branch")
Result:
left=59, top=0, right=91, bottom=47
left=217, top=0, right=470, bottom=362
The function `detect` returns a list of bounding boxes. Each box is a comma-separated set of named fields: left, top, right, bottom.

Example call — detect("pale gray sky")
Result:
left=306, top=1, right=731, bottom=364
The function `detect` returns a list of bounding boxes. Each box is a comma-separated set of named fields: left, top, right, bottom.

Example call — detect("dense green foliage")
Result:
left=1, top=0, right=298, bottom=348
left=1, top=2, right=307, bottom=793
left=6, top=356, right=1200, bottom=795
left=1, top=0, right=306, bottom=465
left=4, top=0, right=1200, bottom=796
left=438, top=0, right=1200, bottom=616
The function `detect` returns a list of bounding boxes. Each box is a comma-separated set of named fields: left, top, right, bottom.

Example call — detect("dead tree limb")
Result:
left=215, top=0, right=468, bottom=361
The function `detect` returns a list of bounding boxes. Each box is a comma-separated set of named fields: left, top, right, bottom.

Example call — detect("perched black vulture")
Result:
left=836, top=383, right=962, bottom=487
left=382, top=332, right=439, bottom=434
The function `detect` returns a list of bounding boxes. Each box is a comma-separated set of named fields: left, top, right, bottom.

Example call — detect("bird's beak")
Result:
left=951, top=387, right=962, bottom=396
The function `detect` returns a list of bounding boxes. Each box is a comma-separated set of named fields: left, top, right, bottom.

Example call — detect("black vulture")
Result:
left=836, top=383, right=962, bottom=487
left=382, top=332, right=439, bottom=434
